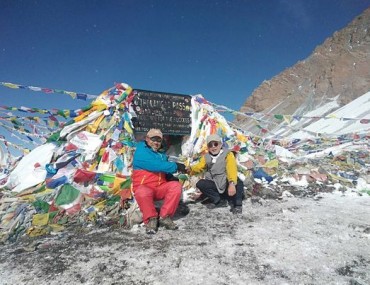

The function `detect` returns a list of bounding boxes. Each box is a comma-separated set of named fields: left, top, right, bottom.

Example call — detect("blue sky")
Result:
left=1, top=0, right=370, bottom=113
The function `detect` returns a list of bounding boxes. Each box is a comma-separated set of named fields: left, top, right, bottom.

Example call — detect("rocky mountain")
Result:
left=236, top=7, right=370, bottom=133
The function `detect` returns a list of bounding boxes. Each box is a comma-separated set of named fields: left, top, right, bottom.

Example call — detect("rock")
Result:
left=236, top=7, right=370, bottom=132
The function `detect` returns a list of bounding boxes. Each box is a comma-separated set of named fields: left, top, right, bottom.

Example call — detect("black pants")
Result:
left=196, top=178, right=244, bottom=207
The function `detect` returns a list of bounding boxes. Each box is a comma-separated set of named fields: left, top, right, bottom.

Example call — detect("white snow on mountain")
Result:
left=269, top=91, right=370, bottom=140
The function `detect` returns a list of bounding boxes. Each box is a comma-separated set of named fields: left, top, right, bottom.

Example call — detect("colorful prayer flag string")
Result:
left=0, top=105, right=84, bottom=118
left=0, top=82, right=98, bottom=101
left=210, top=102, right=370, bottom=123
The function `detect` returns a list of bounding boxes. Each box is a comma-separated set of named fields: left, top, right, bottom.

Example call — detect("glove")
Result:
left=165, top=173, right=179, bottom=182
left=175, top=163, right=187, bottom=173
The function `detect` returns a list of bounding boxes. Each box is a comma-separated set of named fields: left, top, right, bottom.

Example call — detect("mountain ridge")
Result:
left=236, top=7, right=370, bottom=133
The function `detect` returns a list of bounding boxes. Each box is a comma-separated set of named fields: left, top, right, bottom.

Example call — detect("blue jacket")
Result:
left=132, top=141, right=177, bottom=173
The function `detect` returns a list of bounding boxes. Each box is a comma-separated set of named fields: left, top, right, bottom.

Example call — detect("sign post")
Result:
left=131, top=89, right=192, bottom=135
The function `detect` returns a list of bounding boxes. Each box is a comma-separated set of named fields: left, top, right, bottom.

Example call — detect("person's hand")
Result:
left=228, top=182, right=236, bottom=196
left=175, top=163, right=187, bottom=173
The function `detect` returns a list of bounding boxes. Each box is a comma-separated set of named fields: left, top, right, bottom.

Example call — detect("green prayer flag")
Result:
left=120, top=178, right=132, bottom=189
left=274, top=114, right=283, bottom=120
left=55, top=184, right=80, bottom=206
left=32, top=200, right=50, bottom=213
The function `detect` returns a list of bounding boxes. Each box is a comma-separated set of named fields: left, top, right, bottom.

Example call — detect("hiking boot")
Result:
left=232, top=206, right=243, bottom=215
left=206, top=199, right=228, bottom=209
left=145, top=217, right=158, bottom=234
left=159, top=216, right=178, bottom=230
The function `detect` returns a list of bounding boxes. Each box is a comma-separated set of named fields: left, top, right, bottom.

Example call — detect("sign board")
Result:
left=131, top=89, right=192, bottom=135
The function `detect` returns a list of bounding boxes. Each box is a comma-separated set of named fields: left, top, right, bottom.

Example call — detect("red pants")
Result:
left=134, top=181, right=182, bottom=224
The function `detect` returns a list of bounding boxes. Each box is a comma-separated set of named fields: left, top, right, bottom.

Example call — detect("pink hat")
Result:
left=146, top=129, right=163, bottom=138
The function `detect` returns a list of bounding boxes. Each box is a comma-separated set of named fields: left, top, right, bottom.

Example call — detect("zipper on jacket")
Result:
left=140, top=175, right=146, bottom=185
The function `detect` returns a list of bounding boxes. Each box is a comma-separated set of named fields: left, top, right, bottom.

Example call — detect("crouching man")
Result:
left=132, top=129, right=186, bottom=234
left=189, top=134, right=244, bottom=214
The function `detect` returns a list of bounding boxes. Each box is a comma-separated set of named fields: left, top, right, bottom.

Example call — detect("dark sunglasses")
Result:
left=207, top=141, right=220, bottom=148
left=150, top=136, right=162, bottom=143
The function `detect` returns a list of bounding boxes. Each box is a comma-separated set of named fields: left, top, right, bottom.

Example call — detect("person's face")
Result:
left=146, top=136, right=162, bottom=152
left=207, top=140, right=222, bottom=155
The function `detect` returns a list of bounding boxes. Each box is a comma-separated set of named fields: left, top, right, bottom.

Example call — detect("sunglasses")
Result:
left=150, top=136, right=162, bottom=143
left=207, top=141, right=220, bottom=148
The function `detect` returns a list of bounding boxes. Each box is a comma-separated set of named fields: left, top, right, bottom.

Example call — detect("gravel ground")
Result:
left=0, top=191, right=369, bottom=285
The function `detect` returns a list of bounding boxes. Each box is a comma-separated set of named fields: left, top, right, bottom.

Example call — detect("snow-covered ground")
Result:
left=270, top=91, right=370, bottom=140
left=0, top=191, right=369, bottom=285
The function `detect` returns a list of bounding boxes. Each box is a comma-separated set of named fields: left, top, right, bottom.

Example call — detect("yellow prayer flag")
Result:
left=236, top=133, right=248, bottom=142
left=26, top=226, right=49, bottom=237
left=65, top=91, right=77, bottom=99
left=48, top=224, right=65, bottom=232
left=18, top=194, right=36, bottom=202
left=86, top=114, right=105, bottom=133
left=32, top=213, right=49, bottom=226
left=124, top=121, right=133, bottom=134
left=94, top=200, right=106, bottom=211
left=263, top=159, right=279, bottom=168
left=112, top=176, right=127, bottom=192
left=3, top=83, right=19, bottom=89
left=283, top=115, right=292, bottom=124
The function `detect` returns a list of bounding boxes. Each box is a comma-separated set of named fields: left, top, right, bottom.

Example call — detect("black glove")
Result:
left=175, top=163, right=187, bottom=173
left=165, top=173, right=179, bottom=182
